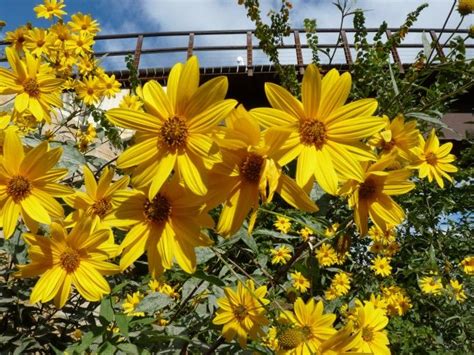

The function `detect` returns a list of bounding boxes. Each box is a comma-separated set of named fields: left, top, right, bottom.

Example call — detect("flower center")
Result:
left=425, top=152, right=437, bottom=165
left=232, top=305, right=248, bottom=321
left=160, top=116, right=188, bottom=149
left=60, top=248, right=81, bottom=273
left=362, top=327, right=374, bottom=342
left=90, top=198, right=111, bottom=218
left=143, top=193, right=172, bottom=224
left=381, top=139, right=396, bottom=152
left=81, top=24, right=88, bottom=30
left=23, top=78, right=40, bottom=98
left=87, top=87, right=95, bottom=95
left=299, top=119, right=327, bottom=148
left=239, top=153, right=264, bottom=183
left=278, top=328, right=305, bottom=350
left=358, top=179, right=377, bottom=200
left=7, top=176, right=32, bottom=202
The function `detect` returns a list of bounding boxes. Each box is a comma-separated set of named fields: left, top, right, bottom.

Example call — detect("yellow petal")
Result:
left=296, top=145, right=317, bottom=187
left=143, top=80, right=173, bottom=120
left=4, top=128, right=24, bottom=174
left=264, top=82, right=304, bottom=119
left=250, top=107, right=298, bottom=129
left=185, top=76, right=228, bottom=118
left=187, top=99, right=237, bottom=133
left=117, top=137, right=159, bottom=168
left=302, top=64, right=321, bottom=118
left=148, top=152, right=177, bottom=199
left=176, top=56, right=199, bottom=115
left=2, top=197, right=20, bottom=239
left=313, top=147, right=339, bottom=195
left=83, top=165, right=98, bottom=197
left=106, top=108, right=161, bottom=132
left=167, top=62, right=182, bottom=113
left=277, top=174, right=318, bottom=212
left=176, top=152, right=207, bottom=196
left=20, top=194, right=52, bottom=225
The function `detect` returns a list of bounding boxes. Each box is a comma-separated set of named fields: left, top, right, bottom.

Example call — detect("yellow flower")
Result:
left=109, top=178, right=213, bottom=277
left=342, top=157, right=415, bottom=236
left=106, top=56, right=237, bottom=197
left=326, top=272, right=351, bottom=299
left=251, top=64, right=385, bottom=195
left=368, top=225, right=396, bottom=245
left=278, top=297, right=336, bottom=353
left=262, top=326, right=279, bottom=351
left=411, top=129, right=458, bottom=188
left=324, top=222, right=339, bottom=238
left=316, top=243, right=338, bottom=267
left=297, top=226, right=313, bottom=241
left=460, top=256, right=474, bottom=275
left=75, top=76, right=104, bottom=106
left=370, top=256, right=392, bottom=277
left=384, top=292, right=412, bottom=316
left=352, top=301, right=390, bottom=355
left=212, top=280, right=269, bottom=348
left=34, top=0, right=67, bottom=20
left=119, top=94, right=143, bottom=111
left=449, top=280, right=467, bottom=303
left=319, top=321, right=363, bottom=354
left=148, top=279, right=179, bottom=298
left=16, top=219, right=120, bottom=308
left=49, top=22, right=71, bottom=46
left=0, top=130, right=73, bottom=238
left=5, top=26, right=29, bottom=51
left=100, top=74, right=121, bottom=98
left=63, top=165, right=129, bottom=235
left=369, top=114, right=419, bottom=161
left=0, top=47, right=63, bottom=121
left=68, top=12, right=101, bottom=35
left=77, top=55, right=97, bottom=75
left=65, top=32, right=95, bottom=57
left=271, top=245, right=292, bottom=265
left=458, top=0, right=474, bottom=15
left=208, top=105, right=317, bottom=237
left=24, top=28, right=55, bottom=57
left=122, top=291, right=145, bottom=317
left=274, top=216, right=291, bottom=234
left=419, top=276, right=443, bottom=295
left=290, top=271, right=310, bottom=293
left=76, top=123, right=97, bottom=152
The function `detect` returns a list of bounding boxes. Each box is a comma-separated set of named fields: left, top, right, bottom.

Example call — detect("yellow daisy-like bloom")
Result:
left=34, top=0, right=67, bottom=20
left=251, top=64, right=385, bottom=195
left=63, top=165, right=129, bottom=232
left=369, top=114, right=419, bottom=161
left=212, top=280, right=269, bottom=348
left=278, top=297, right=336, bottom=353
left=68, top=12, right=101, bottom=35
left=262, top=326, right=279, bottom=351
left=449, top=280, right=467, bottom=303
left=385, top=292, right=412, bottom=317
left=324, top=222, right=339, bottom=238
left=460, top=256, right=474, bottom=275
left=119, top=94, right=143, bottom=111
left=24, top=28, right=54, bottom=57
left=65, top=32, right=95, bottom=57
left=271, top=245, right=292, bottom=265
left=342, top=157, right=415, bottom=236
left=0, top=47, right=63, bottom=121
left=352, top=301, right=390, bottom=355
left=290, top=271, right=310, bottom=293
left=122, top=291, right=145, bottom=317
left=106, top=56, right=237, bottom=198
left=148, top=279, right=179, bottom=298
left=274, top=216, right=292, bottom=234
left=76, top=123, right=97, bottom=152
left=419, top=276, right=443, bottom=295
left=370, top=256, right=392, bottom=277
left=411, top=129, right=457, bottom=188
left=0, top=113, right=10, bottom=155
left=318, top=321, right=363, bottom=354
left=75, top=76, right=104, bottom=106
left=109, top=178, right=213, bottom=277
left=297, top=226, right=313, bottom=241
left=99, top=74, right=121, bottom=98
left=5, top=26, right=29, bottom=51
left=329, top=272, right=351, bottom=297
left=368, top=225, right=396, bottom=245
left=458, top=0, right=474, bottom=15
left=316, top=243, right=338, bottom=267
left=208, top=106, right=317, bottom=236
left=16, top=220, right=120, bottom=308
left=0, top=130, right=73, bottom=238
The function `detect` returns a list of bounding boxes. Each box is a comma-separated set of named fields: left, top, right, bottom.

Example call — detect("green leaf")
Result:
left=134, top=292, right=173, bottom=314
left=405, top=112, right=448, bottom=128
left=193, top=269, right=226, bottom=287
left=387, top=62, right=399, bottom=95
left=115, top=314, right=129, bottom=337
left=99, top=297, right=114, bottom=324
left=117, top=343, right=139, bottom=354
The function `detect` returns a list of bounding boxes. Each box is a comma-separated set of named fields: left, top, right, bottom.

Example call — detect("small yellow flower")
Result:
left=119, top=94, right=144, bottom=111
left=297, top=226, right=313, bottom=241
left=270, top=245, right=292, bottom=265
left=324, top=223, right=339, bottom=238
left=122, top=292, right=145, bottom=317
left=274, top=216, right=291, bottom=233
left=290, top=271, right=310, bottom=293
left=449, top=280, right=467, bottom=303
left=370, top=256, right=392, bottom=277
left=419, top=276, right=443, bottom=295
left=325, top=272, right=351, bottom=299
left=262, top=326, right=279, bottom=351
left=353, top=301, right=390, bottom=354
left=76, top=123, right=97, bottom=152
left=76, top=76, right=104, bottom=106
left=315, top=243, right=338, bottom=267
left=34, top=0, right=67, bottom=20
left=458, top=0, right=474, bottom=15
left=460, top=256, right=474, bottom=275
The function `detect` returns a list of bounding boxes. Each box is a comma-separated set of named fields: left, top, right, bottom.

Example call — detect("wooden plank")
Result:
left=294, top=30, right=304, bottom=75
left=385, top=30, right=404, bottom=73
left=429, top=30, right=446, bottom=61
left=187, top=32, right=194, bottom=59
left=133, top=35, right=144, bottom=69
left=247, top=31, right=253, bottom=76
left=340, top=30, right=353, bottom=65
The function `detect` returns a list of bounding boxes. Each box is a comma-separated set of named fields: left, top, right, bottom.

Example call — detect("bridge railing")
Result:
left=0, top=28, right=472, bottom=79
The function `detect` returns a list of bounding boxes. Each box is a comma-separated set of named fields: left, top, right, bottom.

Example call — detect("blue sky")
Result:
left=1, top=0, right=471, bottom=69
